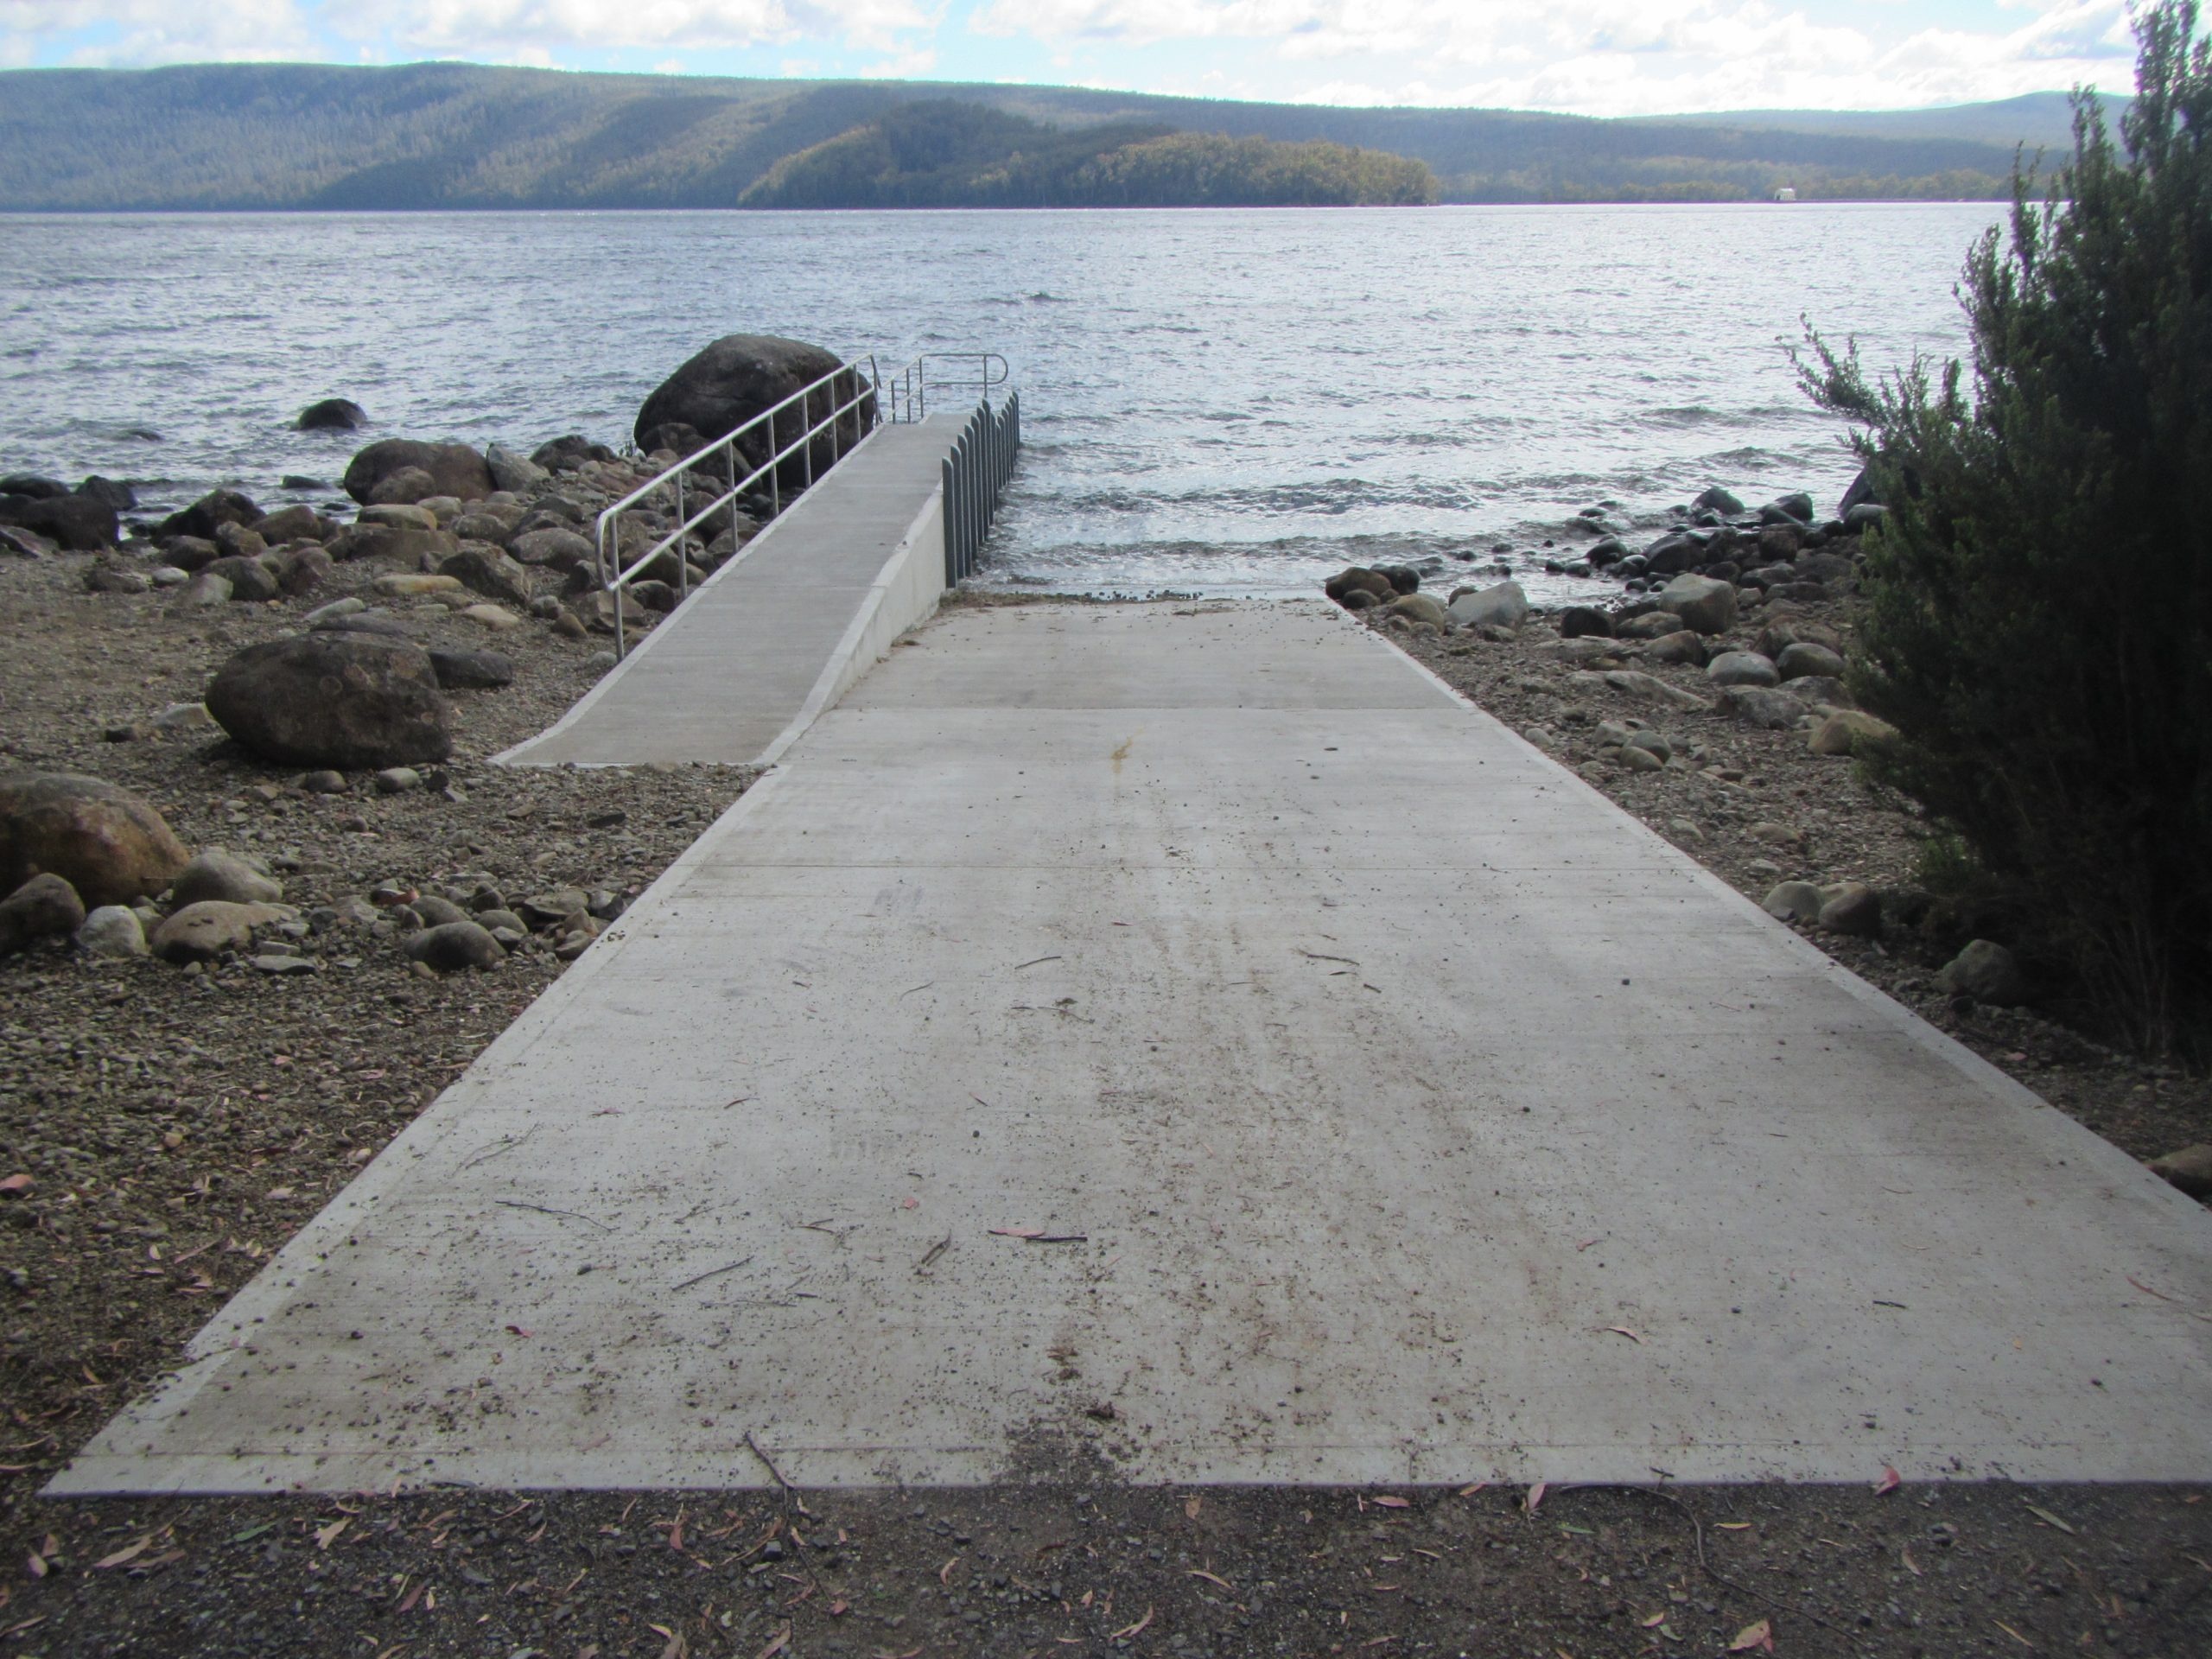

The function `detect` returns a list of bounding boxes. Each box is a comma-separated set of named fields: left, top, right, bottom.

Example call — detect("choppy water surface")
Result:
left=0, top=205, right=1996, bottom=601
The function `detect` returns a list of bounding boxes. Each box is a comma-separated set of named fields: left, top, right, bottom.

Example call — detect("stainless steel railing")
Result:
left=884, top=353, right=1010, bottom=424
left=593, top=349, right=1015, bottom=658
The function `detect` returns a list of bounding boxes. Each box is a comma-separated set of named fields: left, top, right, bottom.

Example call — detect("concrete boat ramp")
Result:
left=54, top=594, right=2212, bottom=1495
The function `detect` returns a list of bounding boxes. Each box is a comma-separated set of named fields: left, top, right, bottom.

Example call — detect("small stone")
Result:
left=170, top=848, right=283, bottom=906
left=1666, top=817, right=1704, bottom=842
left=1808, top=710, right=1898, bottom=757
left=250, top=953, right=319, bottom=975
left=153, top=701, right=216, bottom=732
left=372, top=572, right=462, bottom=598
left=150, top=900, right=293, bottom=963
left=302, top=595, right=366, bottom=626
left=460, top=603, right=522, bottom=631
left=0, top=873, right=86, bottom=957
left=2147, top=1144, right=2212, bottom=1199
left=1777, top=640, right=1847, bottom=681
left=428, top=647, right=515, bottom=690
left=373, top=766, right=423, bottom=794
left=1935, top=939, right=2029, bottom=1007
left=413, top=894, right=471, bottom=927
left=77, top=904, right=149, bottom=957
left=1817, top=881, right=1883, bottom=937
left=1612, top=744, right=1663, bottom=772
left=1706, top=651, right=1780, bottom=688
left=404, top=921, right=505, bottom=972
left=1762, top=881, right=1823, bottom=924
left=1446, top=581, right=1528, bottom=630
left=297, top=769, right=349, bottom=793
left=519, top=887, right=590, bottom=928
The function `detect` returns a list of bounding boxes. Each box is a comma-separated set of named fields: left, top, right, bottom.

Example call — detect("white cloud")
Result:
left=4, top=0, right=323, bottom=64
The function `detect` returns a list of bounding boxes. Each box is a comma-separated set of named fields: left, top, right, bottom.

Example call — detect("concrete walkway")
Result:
left=501, top=415, right=964, bottom=769
left=54, top=602, right=2212, bottom=1496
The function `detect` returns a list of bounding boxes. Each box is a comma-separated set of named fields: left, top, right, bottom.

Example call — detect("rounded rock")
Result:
left=0, top=772, right=190, bottom=908
left=404, top=920, right=505, bottom=972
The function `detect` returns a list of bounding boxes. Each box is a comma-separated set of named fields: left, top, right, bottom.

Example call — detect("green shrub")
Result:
left=1798, top=0, right=2211, bottom=1053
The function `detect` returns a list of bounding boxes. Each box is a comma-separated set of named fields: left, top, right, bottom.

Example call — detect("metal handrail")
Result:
left=595, top=354, right=884, bottom=658
left=593, top=348, right=1014, bottom=658
left=882, top=353, right=1010, bottom=424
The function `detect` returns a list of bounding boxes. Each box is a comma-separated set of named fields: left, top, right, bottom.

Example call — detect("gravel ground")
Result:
left=0, top=546, right=754, bottom=1561
left=3, top=562, right=2208, bottom=1657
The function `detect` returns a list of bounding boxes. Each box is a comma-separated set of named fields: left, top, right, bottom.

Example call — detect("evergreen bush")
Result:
left=1798, top=0, right=2211, bottom=1053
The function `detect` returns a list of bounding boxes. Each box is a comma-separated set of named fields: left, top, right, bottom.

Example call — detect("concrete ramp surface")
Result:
left=54, top=602, right=2212, bottom=1496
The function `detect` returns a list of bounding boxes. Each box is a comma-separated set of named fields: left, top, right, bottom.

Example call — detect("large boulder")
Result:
left=633, top=335, right=872, bottom=487
left=207, top=632, right=454, bottom=769
left=0, top=772, right=190, bottom=908
left=297, top=397, right=367, bottom=432
left=158, top=488, right=260, bottom=542
left=1656, top=573, right=1737, bottom=636
left=439, top=544, right=534, bottom=608
left=1447, top=581, right=1529, bottom=630
left=342, top=440, right=496, bottom=506
left=0, top=491, right=117, bottom=550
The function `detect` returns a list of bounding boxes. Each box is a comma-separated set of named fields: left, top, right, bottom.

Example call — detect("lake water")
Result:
left=0, top=205, right=1999, bottom=601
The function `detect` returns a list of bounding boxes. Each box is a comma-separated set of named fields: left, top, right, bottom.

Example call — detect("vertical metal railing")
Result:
left=942, top=388, right=1020, bottom=585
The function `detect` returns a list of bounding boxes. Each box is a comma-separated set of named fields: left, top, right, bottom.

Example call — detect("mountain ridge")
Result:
left=0, top=62, right=2089, bottom=210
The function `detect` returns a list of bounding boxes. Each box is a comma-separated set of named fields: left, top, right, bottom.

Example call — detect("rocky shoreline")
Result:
left=1324, top=488, right=2212, bottom=1198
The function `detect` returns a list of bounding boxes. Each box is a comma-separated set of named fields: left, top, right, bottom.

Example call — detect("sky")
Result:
left=0, top=1, right=2149, bottom=117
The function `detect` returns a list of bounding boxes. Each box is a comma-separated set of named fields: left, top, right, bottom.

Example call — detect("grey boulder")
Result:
left=170, top=848, right=283, bottom=906
left=1936, top=939, right=2029, bottom=1006
left=207, top=632, right=454, bottom=769
left=1446, top=581, right=1529, bottom=630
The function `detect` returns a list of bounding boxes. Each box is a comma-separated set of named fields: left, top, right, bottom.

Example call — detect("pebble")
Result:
left=404, top=920, right=505, bottom=972
left=374, top=766, right=424, bottom=794
left=76, top=904, right=149, bottom=957
left=461, top=603, right=522, bottom=630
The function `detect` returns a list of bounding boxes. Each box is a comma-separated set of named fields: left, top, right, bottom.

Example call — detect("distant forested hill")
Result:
left=0, top=61, right=2055, bottom=211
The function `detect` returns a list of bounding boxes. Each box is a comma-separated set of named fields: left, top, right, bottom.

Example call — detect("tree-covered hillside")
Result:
left=740, top=105, right=1437, bottom=207
left=0, top=61, right=2044, bottom=210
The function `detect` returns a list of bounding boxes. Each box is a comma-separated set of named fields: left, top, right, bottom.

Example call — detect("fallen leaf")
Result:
left=899, top=1198, right=919, bottom=1210
left=1457, top=1481, right=1489, bottom=1497
left=827, top=1599, right=849, bottom=1617
left=1524, top=1480, right=1548, bottom=1513
left=315, top=1518, right=349, bottom=1551
left=0, top=1175, right=31, bottom=1195
left=753, top=1628, right=790, bottom=1659
left=649, top=1622, right=686, bottom=1659
left=1640, top=1612, right=1668, bottom=1628
left=1728, top=1618, right=1775, bottom=1652
left=1557, top=1523, right=1594, bottom=1536
left=1601, top=1325, right=1644, bottom=1344
left=1191, top=1568, right=1232, bottom=1589
left=264, top=1186, right=294, bottom=1201
left=1993, top=1618, right=2035, bottom=1649
left=505, top=1324, right=532, bottom=1338
left=1902, top=1545, right=1922, bottom=1577
left=1873, top=1465, right=1902, bottom=1496
left=2124, top=1274, right=2175, bottom=1302
left=93, top=1537, right=151, bottom=1570
left=397, top=1580, right=427, bottom=1613
left=24, top=1551, right=46, bottom=1580
left=1371, top=1495, right=1412, bottom=1509
left=2024, top=1503, right=2075, bottom=1535
left=1716, top=1522, right=1752, bottom=1531
left=1110, top=1606, right=1154, bottom=1640
left=1183, top=1496, right=1203, bottom=1520
left=938, top=1555, right=960, bottom=1586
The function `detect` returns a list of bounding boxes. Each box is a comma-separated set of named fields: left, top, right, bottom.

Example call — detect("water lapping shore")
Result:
left=0, top=203, right=1999, bottom=600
